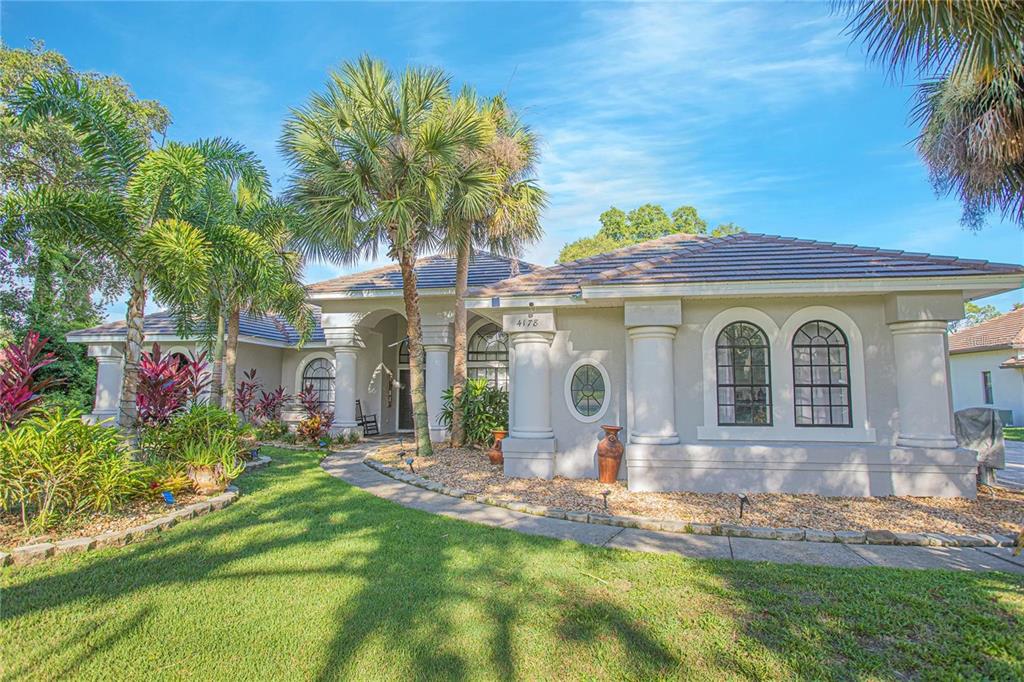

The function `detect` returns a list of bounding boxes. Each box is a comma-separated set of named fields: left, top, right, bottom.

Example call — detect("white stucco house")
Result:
left=949, top=307, right=1024, bottom=426
left=69, top=233, right=1024, bottom=498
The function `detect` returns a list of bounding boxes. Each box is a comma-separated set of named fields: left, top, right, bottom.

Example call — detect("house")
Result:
left=68, top=233, right=1024, bottom=498
left=949, top=307, right=1024, bottom=426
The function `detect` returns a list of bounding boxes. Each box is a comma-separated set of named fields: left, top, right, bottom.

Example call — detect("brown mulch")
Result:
left=370, top=444, right=1024, bottom=537
left=0, top=491, right=208, bottom=551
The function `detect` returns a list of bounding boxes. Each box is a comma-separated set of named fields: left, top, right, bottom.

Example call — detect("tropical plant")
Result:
left=254, top=386, right=290, bottom=425
left=281, top=55, right=494, bottom=457
left=142, top=458, right=192, bottom=498
left=439, top=378, right=508, bottom=446
left=444, top=94, right=545, bottom=447
left=256, top=419, right=289, bottom=442
left=234, top=368, right=261, bottom=422
left=180, top=431, right=245, bottom=492
left=296, top=413, right=333, bottom=444
left=0, top=409, right=144, bottom=531
left=840, top=1, right=1024, bottom=229
left=135, top=343, right=208, bottom=427
left=0, top=330, right=59, bottom=427
left=138, top=403, right=241, bottom=460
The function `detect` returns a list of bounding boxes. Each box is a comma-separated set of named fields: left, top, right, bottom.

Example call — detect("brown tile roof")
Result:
left=307, top=251, right=536, bottom=294
left=473, top=232, right=1024, bottom=296
left=949, top=307, right=1024, bottom=354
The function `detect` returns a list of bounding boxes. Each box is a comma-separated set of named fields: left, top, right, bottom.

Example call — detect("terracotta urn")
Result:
left=187, top=465, right=225, bottom=495
left=489, top=429, right=508, bottom=465
left=597, top=425, right=624, bottom=484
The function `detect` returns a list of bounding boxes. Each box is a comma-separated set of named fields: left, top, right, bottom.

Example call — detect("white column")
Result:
left=424, top=344, right=450, bottom=442
left=889, top=320, right=958, bottom=448
left=87, top=344, right=123, bottom=426
left=627, top=325, right=680, bottom=444
left=333, top=347, right=359, bottom=433
left=509, top=331, right=555, bottom=439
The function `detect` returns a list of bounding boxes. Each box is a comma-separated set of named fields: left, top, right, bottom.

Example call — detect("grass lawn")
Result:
left=1006, top=427, right=1023, bottom=442
left=3, top=447, right=1023, bottom=680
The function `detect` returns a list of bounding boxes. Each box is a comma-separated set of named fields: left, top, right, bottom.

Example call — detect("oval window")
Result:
left=570, top=364, right=606, bottom=418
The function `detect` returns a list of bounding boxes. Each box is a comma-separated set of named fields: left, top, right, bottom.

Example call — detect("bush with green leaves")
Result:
left=140, top=405, right=243, bottom=460
left=440, top=378, right=508, bottom=446
left=256, top=420, right=289, bottom=442
left=0, top=409, right=146, bottom=531
left=180, top=432, right=245, bottom=482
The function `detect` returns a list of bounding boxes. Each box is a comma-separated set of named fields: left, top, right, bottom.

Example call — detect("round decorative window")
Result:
left=564, top=360, right=610, bottom=422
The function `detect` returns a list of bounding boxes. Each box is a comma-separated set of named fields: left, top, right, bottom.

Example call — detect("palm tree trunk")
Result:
left=450, top=238, right=471, bottom=447
left=398, top=248, right=433, bottom=457
left=209, top=310, right=225, bottom=407
left=224, top=304, right=240, bottom=413
left=119, top=270, right=147, bottom=427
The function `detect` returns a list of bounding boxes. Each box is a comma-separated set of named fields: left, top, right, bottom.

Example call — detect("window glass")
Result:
left=570, top=364, right=606, bottom=417
left=792, top=320, right=851, bottom=427
left=716, top=322, right=772, bottom=425
left=302, top=358, right=335, bottom=409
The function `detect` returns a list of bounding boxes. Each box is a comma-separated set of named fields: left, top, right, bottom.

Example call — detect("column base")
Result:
left=330, top=422, right=360, bottom=438
left=896, top=433, right=959, bottom=449
left=502, top=437, right=556, bottom=479
left=84, top=411, right=119, bottom=427
left=630, top=432, right=680, bottom=445
left=429, top=426, right=449, bottom=443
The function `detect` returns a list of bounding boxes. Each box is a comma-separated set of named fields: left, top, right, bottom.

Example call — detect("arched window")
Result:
left=301, top=357, right=335, bottom=409
left=398, top=339, right=410, bottom=365
left=468, top=323, right=508, bottom=389
left=792, top=320, right=851, bottom=427
left=716, top=322, right=771, bottom=426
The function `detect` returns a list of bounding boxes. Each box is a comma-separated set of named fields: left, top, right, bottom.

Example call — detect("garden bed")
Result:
left=367, top=444, right=1024, bottom=538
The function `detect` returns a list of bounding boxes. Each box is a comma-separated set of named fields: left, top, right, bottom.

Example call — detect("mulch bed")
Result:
left=369, top=444, right=1024, bottom=537
left=0, top=491, right=208, bottom=551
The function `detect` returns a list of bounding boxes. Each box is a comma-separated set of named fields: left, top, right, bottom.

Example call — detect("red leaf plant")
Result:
left=235, top=368, right=262, bottom=422
left=0, top=331, right=60, bottom=427
left=296, top=382, right=333, bottom=441
left=136, top=343, right=208, bottom=427
left=179, top=351, right=211, bottom=405
left=254, top=386, right=290, bottom=425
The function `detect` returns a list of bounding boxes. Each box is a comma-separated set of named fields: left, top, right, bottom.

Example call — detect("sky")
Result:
left=4, top=0, right=1023, bottom=321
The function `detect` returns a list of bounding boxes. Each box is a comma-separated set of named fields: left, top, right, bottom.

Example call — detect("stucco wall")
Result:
left=950, top=349, right=1024, bottom=425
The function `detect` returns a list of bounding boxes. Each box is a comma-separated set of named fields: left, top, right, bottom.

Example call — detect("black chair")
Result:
left=355, top=400, right=379, bottom=436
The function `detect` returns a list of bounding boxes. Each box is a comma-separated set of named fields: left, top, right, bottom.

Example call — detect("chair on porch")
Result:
left=355, top=400, right=379, bottom=436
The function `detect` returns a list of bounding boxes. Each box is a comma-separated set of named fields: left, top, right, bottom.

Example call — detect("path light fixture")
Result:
left=601, top=489, right=610, bottom=510
left=406, top=457, right=415, bottom=474
left=738, top=493, right=750, bottom=520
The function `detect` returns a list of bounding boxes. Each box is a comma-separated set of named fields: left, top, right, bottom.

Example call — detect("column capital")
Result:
left=333, top=345, right=360, bottom=357
left=887, top=319, right=949, bottom=336
left=627, top=325, right=678, bottom=341
left=324, top=326, right=365, bottom=349
left=87, top=343, right=123, bottom=359
left=509, top=330, right=555, bottom=347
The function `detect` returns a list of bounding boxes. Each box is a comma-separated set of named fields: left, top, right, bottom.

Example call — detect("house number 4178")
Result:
left=515, top=318, right=540, bottom=328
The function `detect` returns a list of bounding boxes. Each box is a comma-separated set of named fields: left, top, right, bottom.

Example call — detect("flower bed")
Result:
left=367, top=444, right=1024, bottom=540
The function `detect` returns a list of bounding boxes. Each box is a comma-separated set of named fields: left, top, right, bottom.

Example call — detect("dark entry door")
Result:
left=398, top=369, right=413, bottom=430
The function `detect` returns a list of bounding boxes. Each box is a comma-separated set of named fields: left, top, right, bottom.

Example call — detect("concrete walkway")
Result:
left=321, top=446, right=1024, bottom=574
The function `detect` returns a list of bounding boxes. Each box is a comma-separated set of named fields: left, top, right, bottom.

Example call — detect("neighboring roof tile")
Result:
left=67, top=310, right=326, bottom=345
left=307, top=251, right=536, bottom=294
left=474, top=233, right=1024, bottom=296
left=949, top=307, right=1024, bottom=354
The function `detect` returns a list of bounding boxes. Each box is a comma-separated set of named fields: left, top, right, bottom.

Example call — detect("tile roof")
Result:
left=472, top=232, right=1024, bottom=296
left=307, top=251, right=537, bottom=294
left=67, top=310, right=326, bottom=345
left=949, top=307, right=1024, bottom=354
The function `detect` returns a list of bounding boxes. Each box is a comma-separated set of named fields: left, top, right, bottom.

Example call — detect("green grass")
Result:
left=1005, top=427, right=1023, bottom=442
left=3, top=447, right=1023, bottom=680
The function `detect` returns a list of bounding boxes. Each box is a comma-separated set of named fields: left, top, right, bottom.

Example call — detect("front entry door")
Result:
left=398, top=369, right=414, bottom=430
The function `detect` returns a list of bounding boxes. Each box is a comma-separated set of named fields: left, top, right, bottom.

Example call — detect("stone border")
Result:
left=0, top=455, right=271, bottom=568
left=363, top=458, right=1021, bottom=549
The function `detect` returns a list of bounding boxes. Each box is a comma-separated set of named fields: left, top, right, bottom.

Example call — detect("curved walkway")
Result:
left=322, top=444, right=1024, bottom=574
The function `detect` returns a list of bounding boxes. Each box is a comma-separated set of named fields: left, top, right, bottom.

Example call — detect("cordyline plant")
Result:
left=234, top=368, right=261, bottom=422
left=0, top=331, right=60, bottom=427
left=296, top=382, right=333, bottom=441
left=135, top=344, right=208, bottom=427
left=254, top=386, right=290, bottom=425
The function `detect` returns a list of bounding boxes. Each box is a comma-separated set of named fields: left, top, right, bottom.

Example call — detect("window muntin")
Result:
left=398, top=339, right=409, bottom=365
left=301, top=357, right=335, bottom=410
left=792, top=320, right=851, bottom=427
left=468, top=323, right=509, bottom=389
left=716, top=322, right=772, bottom=426
left=982, top=371, right=994, bottom=405
left=570, top=364, right=606, bottom=418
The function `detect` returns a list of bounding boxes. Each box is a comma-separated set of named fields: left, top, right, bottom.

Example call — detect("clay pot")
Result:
left=597, top=425, right=624, bottom=484
left=187, top=465, right=225, bottom=495
left=489, top=429, right=508, bottom=465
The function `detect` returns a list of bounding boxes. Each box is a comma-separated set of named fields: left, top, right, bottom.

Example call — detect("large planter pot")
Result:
left=187, top=465, right=226, bottom=495
left=597, top=425, right=624, bottom=484
left=488, top=429, right=508, bottom=465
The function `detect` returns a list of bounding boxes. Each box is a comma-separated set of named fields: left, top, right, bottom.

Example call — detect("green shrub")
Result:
left=140, top=405, right=242, bottom=459
left=439, top=379, right=509, bottom=446
left=0, top=409, right=145, bottom=531
left=256, top=420, right=288, bottom=442
left=297, top=414, right=332, bottom=443
left=180, top=432, right=245, bottom=483
left=141, top=458, right=192, bottom=498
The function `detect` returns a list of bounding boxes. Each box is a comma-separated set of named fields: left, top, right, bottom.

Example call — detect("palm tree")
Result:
left=281, top=56, right=493, bottom=457
left=841, top=1, right=1024, bottom=228
left=445, top=95, right=546, bottom=447
left=7, top=74, right=263, bottom=426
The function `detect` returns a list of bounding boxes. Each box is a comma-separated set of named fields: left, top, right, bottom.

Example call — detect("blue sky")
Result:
left=4, top=1, right=1023, bottom=320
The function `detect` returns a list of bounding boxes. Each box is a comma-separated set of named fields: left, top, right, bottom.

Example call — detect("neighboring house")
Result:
left=949, top=307, right=1024, bottom=427
left=69, top=233, right=1024, bottom=498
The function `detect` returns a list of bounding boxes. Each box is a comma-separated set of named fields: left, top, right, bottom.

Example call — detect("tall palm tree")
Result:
left=281, top=56, right=493, bottom=456
left=842, top=1, right=1024, bottom=228
left=7, top=74, right=262, bottom=425
left=446, top=95, right=546, bottom=447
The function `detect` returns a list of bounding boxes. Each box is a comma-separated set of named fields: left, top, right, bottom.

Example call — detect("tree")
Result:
left=841, top=2, right=1024, bottom=229
left=949, top=301, right=1001, bottom=332
left=557, top=203, right=744, bottom=262
left=5, top=70, right=260, bottom=427
left=281, top=56, right=493, bottom=457
left=445, top=94, right=545, bottom=447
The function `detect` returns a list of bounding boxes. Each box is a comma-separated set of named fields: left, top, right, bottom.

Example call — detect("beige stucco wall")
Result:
left=950, top=349, right=1024, bottom=426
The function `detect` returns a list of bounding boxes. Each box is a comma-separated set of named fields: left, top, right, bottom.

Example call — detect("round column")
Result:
left=333, top=347, right=359, bottom=431
left=628, top=325, right=680, bottom=444
left=889, top=320, right=958, bottom=448
left=509, top=331, right=554, bottom=439
left=424, top=344, right=450, bottom=441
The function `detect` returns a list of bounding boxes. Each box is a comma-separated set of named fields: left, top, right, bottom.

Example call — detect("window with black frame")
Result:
left=792, top=320, right=851, bottom=427
left=716, top=322, right=772, bottom=425
left=301, top=358, right=335, bottom=410
left=467, top=323, right=509, bottom=389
